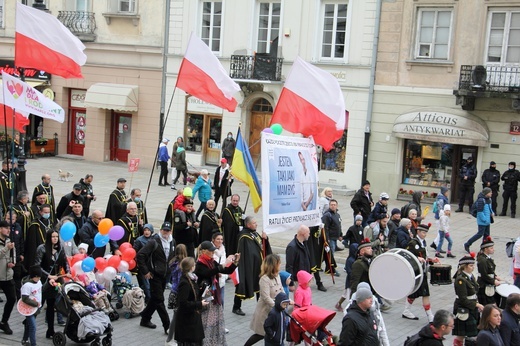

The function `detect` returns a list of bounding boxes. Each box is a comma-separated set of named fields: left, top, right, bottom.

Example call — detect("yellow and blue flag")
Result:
left=231, top=128, right=262, bottom=212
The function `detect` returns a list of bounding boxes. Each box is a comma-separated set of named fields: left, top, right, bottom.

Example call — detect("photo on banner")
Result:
left=261, top=132, right=320, bottom=234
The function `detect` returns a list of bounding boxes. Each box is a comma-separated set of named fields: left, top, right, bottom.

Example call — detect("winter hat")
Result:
left=357, top=282, right=371, bottom=291
left=480, top=236, right=494, bottom=250
left=440, top=186, right=449, bottom=195
left=490, top=161, right=496, bottom=166
left=355, top=215, right=363, bottom=222
left=459, top=253, right=476, bottom=266
left=357, top=238, right=372, bottom=252
left=482, top=187, right=492, bottom=195
left=162, top=138, right=170, bottom=143
left=379, top=192, right=389, bottom=201
left=391, top=208, right=401, bottom=216
left=399, top=218, right=411, bottom=227
left=417, top=223, right=431, bottom=233
left=443, top=204, right=451, bottom=211
left=182, top=187, right=193, bottom=197
left=78, top=243, right=89, bottom=252
left=355, top=286, right=372, bottom=303
left=29, top=265, right=42, bottom=278
left=143, top=224, right=154, bottom=233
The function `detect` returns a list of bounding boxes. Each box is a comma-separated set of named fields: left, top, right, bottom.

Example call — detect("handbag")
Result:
left=456, top=307, right=469, bottom=321
left=506, top=241, right=515, bottom=258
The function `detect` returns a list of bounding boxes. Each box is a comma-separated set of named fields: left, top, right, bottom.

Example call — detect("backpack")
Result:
left=403, top=332, right=423, bottom=346
left=432, top=200, right=438, bottom=214
left=401, top=202, right=413, bottom=219
left=470, top=201, right=478, bottom=218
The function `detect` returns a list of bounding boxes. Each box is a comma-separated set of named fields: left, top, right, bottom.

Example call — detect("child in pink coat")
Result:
left=294, top=270, right=313, bottom=307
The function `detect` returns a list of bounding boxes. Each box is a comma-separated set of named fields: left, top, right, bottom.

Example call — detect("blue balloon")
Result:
left=94, top=233, right=110, bottom=248
left=81, top=257, right=95, bottom=273
left=60, top=222, right=76, bottom=242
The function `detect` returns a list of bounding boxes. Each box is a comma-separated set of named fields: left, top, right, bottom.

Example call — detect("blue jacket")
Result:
left=499, top=308, right=520, bottom=346
left=367, top=202, right=387, bottom=224
left=476, top=192, right=494, bottom=226
left=158, top=143, right=170, bottom=162
left=192, top=176, right=212, bottom=203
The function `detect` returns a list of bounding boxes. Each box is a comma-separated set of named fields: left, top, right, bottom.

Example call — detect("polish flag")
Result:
left=0, top=85, right=29, bottom=133
left=176, top=33, right=240, bottom=112
left=270, top=57, right=346, bottom=151
left=15, top=3, right=87, bottom=79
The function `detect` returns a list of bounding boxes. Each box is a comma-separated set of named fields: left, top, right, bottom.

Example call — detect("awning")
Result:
left=84, top=83, right=138, bottom=112
left=392, top=107, right=489, bottom=147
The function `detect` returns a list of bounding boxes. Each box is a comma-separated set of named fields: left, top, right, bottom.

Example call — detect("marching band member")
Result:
left=477, top=236, right=501, bottom=305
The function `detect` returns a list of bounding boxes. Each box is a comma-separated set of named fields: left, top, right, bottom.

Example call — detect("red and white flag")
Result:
left=270, top=57, right=346, bottom=151
left=15, top=3, right=87, bottom=79
left=176, top=33, right=240, bottom=112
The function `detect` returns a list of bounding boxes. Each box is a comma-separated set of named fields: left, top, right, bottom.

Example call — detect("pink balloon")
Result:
left=109, top=225, right=125, bottom=241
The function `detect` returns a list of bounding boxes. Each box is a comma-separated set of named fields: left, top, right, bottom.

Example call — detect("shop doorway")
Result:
left=204, top=117, right=222, bottom=165
left=68, top=109, right=86, bottom=156
left=110, top=113, right=132, bottom=162
left=450, top=145, right=478, bottom=202
left=249, top=98, right=273, bottom=163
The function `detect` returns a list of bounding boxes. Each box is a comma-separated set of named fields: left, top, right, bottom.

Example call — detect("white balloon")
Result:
left=95, top=271, right=105, bottom=286
left=73, top=261, right=84, bottom=275
left=117, top=260, right=129, bottom=273
left=103, top=266, right=117, bottom=281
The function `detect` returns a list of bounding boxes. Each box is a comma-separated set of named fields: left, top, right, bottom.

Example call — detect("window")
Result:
left=76, top=0, right=89, bottom=11
left=319, top=131, right=347, bottom=172
left=402, top=140, right=453, bottom=188
left=201, top=1, right=222, bottom=53
left=486, top=11, right=520, bottom=64
left=321, top=2, right=348, bottom=60
left=257, top=1, right=280, bottom=54
left=119, top=0, right=136, bottom=13
left=415, top=9, right=452, bottom=60
left=186, top=114, right=204, bottom=152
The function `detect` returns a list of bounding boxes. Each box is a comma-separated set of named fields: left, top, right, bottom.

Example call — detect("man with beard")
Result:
left=232, top=216, right=270, bottom=316
left=213, top=158, right=231, bottom=211
left=78, top=174, right=95, bottom=217
left=31, top=174, right=55, bottom=220
left=198, top=199, right=221, bottom=243
left=116, top=202, right=143, bottom=247
left=0, top=160, right=17, bottom=218
left=24, top=204, right=52, bottom=268
left=55, top=183, right=85, bottom=220
left=173, top=199, right=198, bottom=257
left=130, top=188, right=148, bottom=225
left=79, top=210, right=120, bottom=258
left=501, top=161, right=520, bottom=218
left=221, top=194, right=243, bottom=255
left=11, top=190, right=34, bottom=240
left=105, top=178, right=130, bottom=224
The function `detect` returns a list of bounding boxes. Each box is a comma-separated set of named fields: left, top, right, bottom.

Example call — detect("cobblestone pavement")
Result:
left=0, top=156, right=517, bottom=345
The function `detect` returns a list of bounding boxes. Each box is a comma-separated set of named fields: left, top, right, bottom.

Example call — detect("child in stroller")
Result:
left=112, top=272, right=145, bottom=318
left=77, top=273, right=119, bottom=321
left=53, top=281, right=113, bottom=346
left=287, top=305, right=337, bottom=346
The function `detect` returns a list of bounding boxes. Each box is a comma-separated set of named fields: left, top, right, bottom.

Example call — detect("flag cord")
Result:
left=142, top=85, right=178, bottom=209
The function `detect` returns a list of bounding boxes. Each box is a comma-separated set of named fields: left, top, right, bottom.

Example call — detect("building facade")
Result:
left=164, top=0, right=379, bottom=188
left=0, top=0, right=165, bottom=167
left=369, top=0, right=520, bottom=211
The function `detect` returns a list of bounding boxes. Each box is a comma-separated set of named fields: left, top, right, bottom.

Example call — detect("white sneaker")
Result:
left=165, top=340, right=177, bottom=346
left=225, top=328, right=229, bottom=334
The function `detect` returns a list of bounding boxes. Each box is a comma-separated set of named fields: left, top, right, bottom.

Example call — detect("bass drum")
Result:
left=369, top=248, right=423, bottom=301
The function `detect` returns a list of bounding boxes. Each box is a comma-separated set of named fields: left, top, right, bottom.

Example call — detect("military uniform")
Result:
left=453, top=272, right=480, bottom=337
left=406, top=237, right=430, bottom=298
left=477, top=252, right=497, bottom=305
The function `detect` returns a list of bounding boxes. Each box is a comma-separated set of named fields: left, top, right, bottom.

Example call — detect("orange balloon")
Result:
left=98, top=218, right=113, bottom=235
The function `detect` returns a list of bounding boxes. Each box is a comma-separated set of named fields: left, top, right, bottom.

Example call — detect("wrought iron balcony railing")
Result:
left=457, top=65, right=520, bottom=93
left=57, top=11, right=97, bottom=41
left=230, top=54, right=283, bottom=81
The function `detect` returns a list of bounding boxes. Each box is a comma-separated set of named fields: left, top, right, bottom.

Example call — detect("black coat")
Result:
left=136, top=234, right=175, bottom=279
left=105, top=188, right=127, bottom=224
left=416, top=324, right=445, bottom=346
left=367, top=202, right=387, bottom=224
left=55, top=192, right=84, bottom=220
left=499, top=308, right=520, bottom=346
left=236, top=228, right=270, bottom=299
left=175, top=275, right=204, bottom=343
left=350, top=189, right=373, bottom=219
left=339, top=302, right=379, bottom=346
left=198, top=210, right=220, bottom=244
left=460, top=163, right=477, bottom=186
left=221, top=204, right=243, bottom=255
left=482, top=168, right=501, bottom=189
left=502, top=169, right=520, bottom=191
left=285, top=236, right=311, bottom=281
left=213, top=165, right=231, bottom=198
left=78, top=218, right=119, bottom=259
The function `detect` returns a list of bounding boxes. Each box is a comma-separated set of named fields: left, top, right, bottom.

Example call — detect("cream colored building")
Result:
left=0, top=0, right=165, bottom=167
left=163, top=0, right=379, bottom=188
left=369, top=0, right=520, bottom=212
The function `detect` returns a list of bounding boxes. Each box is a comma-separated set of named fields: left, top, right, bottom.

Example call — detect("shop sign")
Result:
left=393, top=109, right=489, bottom=147
left=510, top=122, right=520, bottom=135
left=0, top=59, right=51, bottom=81
left=70, top=89, right=86, bottom=108
left=187, top=96, right=223, bottom=114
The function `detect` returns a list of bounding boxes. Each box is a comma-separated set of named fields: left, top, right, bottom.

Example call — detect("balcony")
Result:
left=57, top=11, right=97, bottom=42
left=229, top=54, right=283, bottom=82
left=453, top=65, right=520, bottom=111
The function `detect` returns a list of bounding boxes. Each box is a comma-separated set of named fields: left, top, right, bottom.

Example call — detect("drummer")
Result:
left=477, top=236, right=502, bottom=305
left=403, top=223, right=438, bottom=322
left=453, top=254, right=484, bottom=346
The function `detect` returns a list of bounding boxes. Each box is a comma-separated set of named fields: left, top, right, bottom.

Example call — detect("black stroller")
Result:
left=53, top=281, right=113, bottom=346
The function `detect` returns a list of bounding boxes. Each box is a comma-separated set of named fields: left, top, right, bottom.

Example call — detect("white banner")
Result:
left=261, top=132, right=320, bottom=234
left=1, top=71, right=64, bottom=123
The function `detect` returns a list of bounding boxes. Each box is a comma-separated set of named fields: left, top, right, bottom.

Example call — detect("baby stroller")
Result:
left=53, top=281, right=113, bottom=346
left=112, top=273, right=144, bottom=318
left=287, top=305, right=337, bottom=346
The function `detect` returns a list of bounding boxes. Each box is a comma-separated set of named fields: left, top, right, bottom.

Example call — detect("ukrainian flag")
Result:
left=231, top=128, right=262, bottom=212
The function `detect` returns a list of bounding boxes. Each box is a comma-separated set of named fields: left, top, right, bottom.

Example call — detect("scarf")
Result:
left=197, top=253, right=222, bottom=305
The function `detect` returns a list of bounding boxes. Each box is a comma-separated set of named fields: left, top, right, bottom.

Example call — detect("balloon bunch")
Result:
left=263, top=123, right=284, bottom=135
left=64, top=218, right=138, bottom=285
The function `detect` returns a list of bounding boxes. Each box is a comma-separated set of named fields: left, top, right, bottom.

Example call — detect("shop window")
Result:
left=402, top=139, right=453, bottom=187
left=208, top=118, right=222, bottom=149
left=186, top=114, right=204, bottom=152
left=320, top=130, right=347, bottom=172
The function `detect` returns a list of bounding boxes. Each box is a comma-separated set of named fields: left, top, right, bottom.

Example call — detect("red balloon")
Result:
left=95, top=257, right=108, bottom=271
left=121, top=248, right=136, bottom=262
left=71, top=253, right=86, bottom=267
left=128, top=259, right=136, bottom=270
left=107, top=255, right=121, bottom=269
left=119, top=242, right=132, bottom=253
